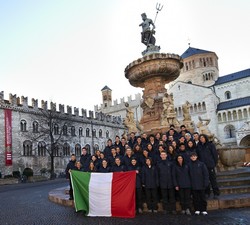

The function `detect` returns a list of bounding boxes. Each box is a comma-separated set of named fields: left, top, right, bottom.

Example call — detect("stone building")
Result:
left=94, top=86, right=143, bottom=122
left=0, top=92, right=124, bottom=177
left=95, top=47, right=250, bottom=147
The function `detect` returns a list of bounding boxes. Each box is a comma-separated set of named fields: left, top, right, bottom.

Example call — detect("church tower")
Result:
left=101, top=85, right=112, bottom=108
left=175, top=47, right=219, bottom=87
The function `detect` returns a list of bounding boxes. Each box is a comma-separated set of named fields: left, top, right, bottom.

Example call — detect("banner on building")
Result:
left=5, top=109, right=12, bottom=166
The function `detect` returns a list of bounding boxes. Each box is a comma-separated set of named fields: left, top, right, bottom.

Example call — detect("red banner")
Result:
left=5, top=109, right=12, bottom=166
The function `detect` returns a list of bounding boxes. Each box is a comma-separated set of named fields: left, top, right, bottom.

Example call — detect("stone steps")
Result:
left=217, top=167, right=250, bottom=179
left=218, top=177, right=250, bottom=187
left=219, top=185, right=250, bottom=195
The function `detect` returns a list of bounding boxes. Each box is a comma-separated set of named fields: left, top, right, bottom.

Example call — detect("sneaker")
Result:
left=147, top=209, right=152, bottom=213
left=138, top=208, right=143, bottom=214
left=181, top=210, right=185, bottom=215
left=186, top=208, right=191, bottom=215
left=202, top=211, right=208, bottom=215
left=153, top=210, right=158, bottom=213
left=194, top=211, right=200, bottom=215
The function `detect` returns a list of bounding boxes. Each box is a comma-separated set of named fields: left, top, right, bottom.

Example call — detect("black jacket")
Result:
left=157, top=160, right=176, bottom=189
left=111, top=164, right=126, bottom=172
left=174, top=163, right=191, bottom=188
left=98, top=166, right=111, bottom=173
left=196, top=141, right=218, bottom=169
left=142, top=165, right=158, bottom=188
left=127, top=164, right=142, bottom=188
left=65, top=160, right=76, bottom=179
left=189, top=160, right=209, bottom=190
left=80, top=154, right=90, bottom=169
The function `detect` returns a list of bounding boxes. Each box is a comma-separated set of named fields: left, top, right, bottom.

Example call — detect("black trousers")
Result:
left=192, top=190, right=207, bottom=212
left=161, top=188, right=176, bottom=211
left=136, top=188, right=143, bottom=210
left=145, top=188, right=158, bottom=210
left=179, top=188, right=191, bottom=210
left=69, top=178, right=73, bottom=199
left=206, top=168, right=220, bottom=196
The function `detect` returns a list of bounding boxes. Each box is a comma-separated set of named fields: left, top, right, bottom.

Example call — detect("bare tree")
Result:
left=27, top=105, right=73, bottom=179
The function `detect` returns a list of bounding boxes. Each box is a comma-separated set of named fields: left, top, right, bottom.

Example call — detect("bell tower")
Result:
left=101, top=85, right=112, bottom=108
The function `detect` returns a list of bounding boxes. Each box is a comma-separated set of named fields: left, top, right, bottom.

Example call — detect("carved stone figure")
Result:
left=197, top=116, right=221, bottom=145
left=182, top=101, right=192, bottom=121
left=161, top=92, right=179, bottom=127
left=123, top=103, right=138, bottom=133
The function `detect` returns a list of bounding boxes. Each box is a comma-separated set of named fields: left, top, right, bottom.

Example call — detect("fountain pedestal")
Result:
left=125, top=53, right=183, bottom=134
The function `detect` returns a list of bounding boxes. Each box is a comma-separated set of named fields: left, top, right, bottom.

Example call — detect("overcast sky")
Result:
left=1, top=0, right=249, bottom=112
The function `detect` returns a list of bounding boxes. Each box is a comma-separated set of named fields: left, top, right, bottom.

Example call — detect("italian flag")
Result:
left=70, top=170, right=136, bottom=218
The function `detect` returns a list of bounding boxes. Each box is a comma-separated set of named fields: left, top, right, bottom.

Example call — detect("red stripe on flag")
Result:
left=111, top=171, right=136, bottom=218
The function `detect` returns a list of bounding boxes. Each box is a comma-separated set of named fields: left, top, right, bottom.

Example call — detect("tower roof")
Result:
left=181, top=47, right=214, bottom=59
left=101, top=85, right=112, bottom=91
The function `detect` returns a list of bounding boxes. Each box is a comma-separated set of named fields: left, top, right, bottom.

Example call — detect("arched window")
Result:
left=79, top=127, right=83, bottom=136
left=218, top=113, right=222, bottom=122
left=238, top=110, right=243, bottom=120
left=38, top=141, right=46, bottom=156
left=85, top=144, right=91, bottom=154
left=225, top=91, right=231, bottom=100
left=194, top=104, right=197, bottom=112
left=20, top=120, right=27, bottom=132
left=228, top=111, right=232, bottom=121
left=54, top=123, right=59, bottom=135
left=33, top=121, right=38, bottom=133
left=92, top=129, right=96, bottom=138
left=233, top=111, right=237, bottom=120
left=54, top=144, right=60, bottom=157
left=243, top=108, right=248, bottom=118
left=63, top=143, right=70, bottom=156
left=224, top=125, right=236, bottom=139
left=106, top=130, right=109, bottom=139
left=202, top=102, right=206, bottom=111
left=94, top=144, right=99, bottom=151
left=23, top=140, right=32, bottom=156
left=63, top=124, right=68, bottom=135
left=86, top=128, right=90, bottom=137
left=222, top=112, right=227, bottom=121
left=198, top=103, right=202, bottom=111
left=75, top=144, right=81, bottom=156
left=71, top=126, right=76, bottom=136
left=99, top=129, right=103, bottom=138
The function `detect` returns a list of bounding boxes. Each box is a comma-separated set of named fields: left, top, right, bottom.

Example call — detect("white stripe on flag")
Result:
left=88, top=173, right=113, bottom=217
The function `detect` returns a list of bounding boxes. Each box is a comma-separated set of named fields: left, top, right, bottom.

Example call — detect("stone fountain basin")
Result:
left=125, top=53, right=183, bottom=88
left=218, top=147, right=246, bottom=167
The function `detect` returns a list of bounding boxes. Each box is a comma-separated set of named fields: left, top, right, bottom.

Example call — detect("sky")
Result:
left=0, top=0, right=250, bottom=113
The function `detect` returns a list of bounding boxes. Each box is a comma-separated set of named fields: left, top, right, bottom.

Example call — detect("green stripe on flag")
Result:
left=71, top=170, right=91, bottom=213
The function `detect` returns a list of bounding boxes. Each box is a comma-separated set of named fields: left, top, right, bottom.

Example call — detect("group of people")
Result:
left=65, top=124, right=220, bottom=216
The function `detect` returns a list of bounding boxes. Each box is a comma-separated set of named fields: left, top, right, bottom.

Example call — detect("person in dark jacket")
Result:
left=123, top=147, right=134, bottom=168
left=157, top=151, right=176, bottom=214
left=79, top=147, right=90, bottom=170
left=98, top=159, right=110, bottom=173
left=84, top=160, right=97, bottom=172
left=111, top=157, right=126, bottom=172
left=65, top=154, right=76, bottom=200
left=174, top=155, right=191, bottom=215
left=142, top=157, right=158, bottom=213
left=128, top=132, right=137, bottom=149
left=103, top=139, right=113, bottom=158
left=189, top=152, right=209, bottom=215
left=128, top=158, right=143, bottom=214
left=73, top=161, right=84, bottom=172
left=196, top=134, right=220, bottom=199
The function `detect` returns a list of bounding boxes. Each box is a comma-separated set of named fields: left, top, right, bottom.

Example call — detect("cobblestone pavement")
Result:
left=0, top=180, right=250, bottom=225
